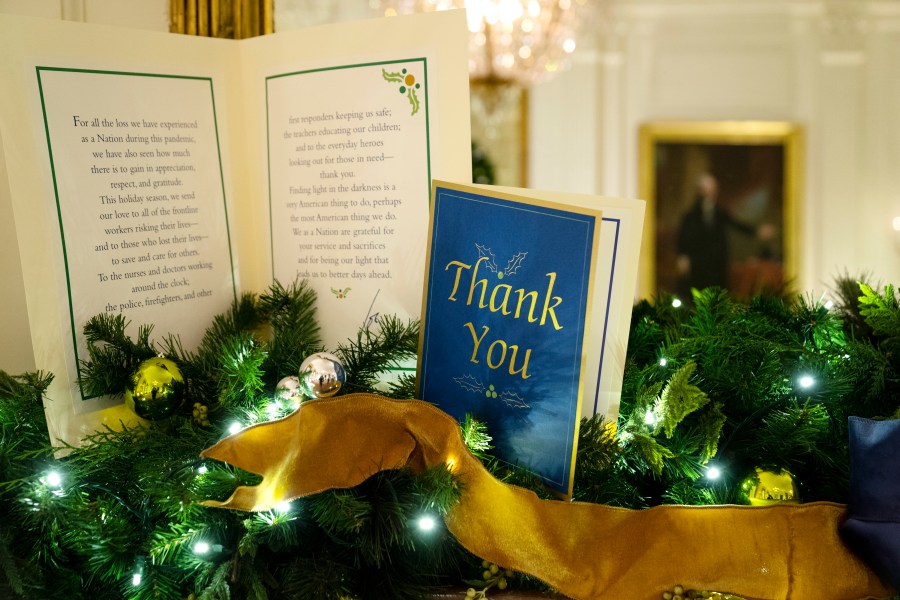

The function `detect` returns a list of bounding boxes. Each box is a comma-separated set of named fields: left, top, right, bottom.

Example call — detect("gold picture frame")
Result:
left=638, top=121, right=803, bottom=299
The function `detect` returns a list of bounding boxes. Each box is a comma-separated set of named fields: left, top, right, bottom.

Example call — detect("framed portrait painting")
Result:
left=638, top=121, right=803, bottom=299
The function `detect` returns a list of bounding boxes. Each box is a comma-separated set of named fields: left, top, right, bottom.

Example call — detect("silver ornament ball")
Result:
left=274, top=375, right=303, bottom=402
left=298, top=352, right=346, bottom=399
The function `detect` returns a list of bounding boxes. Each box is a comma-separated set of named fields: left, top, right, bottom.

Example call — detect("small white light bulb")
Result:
left=799, top=375, right=815, bottom=389
left=45, top=471, right=62, bottom=488
left=417, top=515, right=436, bottom=532
left=659, top=357, right=668, bottom=367
left=672, top=298, right=683, bottom=308
left=707, top=466, right=722, bottom=480
left=824, top=300, right=834, bottom=310
left=196, top=465, right=208, bottom=475
left=132, top=573, right=142, bottom=586
left=275, top=501, right=293, bottom=514
left=193, top=541, right=211, bottom=555
left=644, top=411, right=656, bottom=425
left=227, top=422, right=242, bottom=435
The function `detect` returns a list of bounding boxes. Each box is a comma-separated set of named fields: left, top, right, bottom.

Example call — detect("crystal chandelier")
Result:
left=378, top=0, right=585, bottom=88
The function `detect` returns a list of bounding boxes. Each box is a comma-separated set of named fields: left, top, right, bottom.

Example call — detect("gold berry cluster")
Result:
left=663, top=585, right=743, bottom=600
left=192, top=402, right=209, bottom=427
left=464, top=560, right=514, bottom=599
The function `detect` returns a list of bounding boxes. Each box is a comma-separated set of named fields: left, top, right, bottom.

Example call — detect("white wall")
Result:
left=530, top=0, right=900, bottom=297
left=6, top=0, right=899, bottom=297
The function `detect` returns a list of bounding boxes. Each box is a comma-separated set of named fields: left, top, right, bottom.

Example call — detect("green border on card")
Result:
left=35, top=67, right=237, bottom=401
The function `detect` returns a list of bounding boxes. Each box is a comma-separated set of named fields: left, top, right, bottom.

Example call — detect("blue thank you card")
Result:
left=417, top=181, right=602, bottom=496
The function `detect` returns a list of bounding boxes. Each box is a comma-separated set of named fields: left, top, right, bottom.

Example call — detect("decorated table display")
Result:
left=1, top=279, right=898, bottom=599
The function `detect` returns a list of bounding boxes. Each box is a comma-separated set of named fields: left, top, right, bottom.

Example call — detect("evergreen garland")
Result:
left=1, top=278, right=899, bottom=599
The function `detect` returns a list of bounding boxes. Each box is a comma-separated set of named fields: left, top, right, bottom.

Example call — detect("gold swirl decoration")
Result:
left=201, top=394, right=892, bottom=600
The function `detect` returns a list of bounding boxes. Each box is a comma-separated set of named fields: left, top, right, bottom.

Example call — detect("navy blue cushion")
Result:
left=840, top=416, right=900, bottom=591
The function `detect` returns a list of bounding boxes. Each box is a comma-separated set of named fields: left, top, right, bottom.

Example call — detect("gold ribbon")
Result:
left=201, top=394, right=893, bottom=600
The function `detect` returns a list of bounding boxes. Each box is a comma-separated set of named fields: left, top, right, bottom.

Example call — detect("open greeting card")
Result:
left=0, top=11, right=472, bottom=446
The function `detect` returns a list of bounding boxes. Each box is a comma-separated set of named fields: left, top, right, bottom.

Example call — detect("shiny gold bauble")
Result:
left=298, top=352, right=346, bottom=399
left=739, top=467, right=800, bottom=506
left=124, top=357, right=185, bottom=420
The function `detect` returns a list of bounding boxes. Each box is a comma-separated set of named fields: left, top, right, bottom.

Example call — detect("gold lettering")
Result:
left=514, top=289, right=540, bottom=323
left=540, top=272, right=563, bottom=330
left=464, top=322, right=490, bottom=363
left=507, top=345, right=532, bottom=379
left=445, top=260, right=472, bottom=301
left=446, top=257, right=563, bottom=331
left=486, top=339, right=507, bottom=369
left=468, top=256, right=490, bottom=308
left=489, top=283, right=513, bottom=315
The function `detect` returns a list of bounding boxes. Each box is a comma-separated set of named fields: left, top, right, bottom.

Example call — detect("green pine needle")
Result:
left=859, top=283, right=900, bottom=338
left=279, top=556, right=355, bottom=600
left=258, top=279, right=321, bottom=380
left=216, top=334, right=267, bottom=407
left=336, top=315, right=419, bottom=396
left=627, top=431, right=676, bottom=476
left=79, top=314, right=158, bottom=398
left=698, top=402, right=727, bottom=463
left=658, top=362, right=710, bottom=439
left=461, top=413, right=493, bottom=457
left=309, top=488, right=370, bottom=535
left=0, top=530, right=23, bottom=597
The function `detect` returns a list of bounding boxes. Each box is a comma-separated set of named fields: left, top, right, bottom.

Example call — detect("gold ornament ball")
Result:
left=125, top=357, right=185, bottom=420
left=298, top=352, right=346, bottom=399
left=740, top=467, right=800, bottom=506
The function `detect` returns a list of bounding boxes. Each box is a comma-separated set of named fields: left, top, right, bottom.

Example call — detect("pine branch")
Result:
left=832, top=273, right=877, bottom=337
left=149, top=522, right=204, bottom=566
left=196, top=561, right=232, bottom=600
left=658, top=429, right=707, bottom=482
left=657, top=362, right=710, bottom=439
left=335, top=315, right=419, bottom=395
left=625, top=431, right=675, bottom=476
left=279, top=556, right=355, bottom=600
left=697, top=401, right=727, bottom=462
left=461, top=413, right=493, bottom=458
left=575, top=415, right=618, bottom=475
left=0, top=371, right=55, bottom=495
left=241, top=508, right=302, bottom=553
left=79, top=314, right=158, bottom=398
left=0, top=530, right=23, bottom=597
left=133, top=564, right=186, bottom=600
left=258, top=279, right=321, bottom=381
left=410, top=464, right=462, bottom=515
left=216, top=334, right=267, bottom=408
left=309, top=488, right=370, bottom=535
left=858, top=283, right=900, bottom=338
left=386, top=371, right=418, bottom=400
left=750, top=400, right=833, bottom=472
